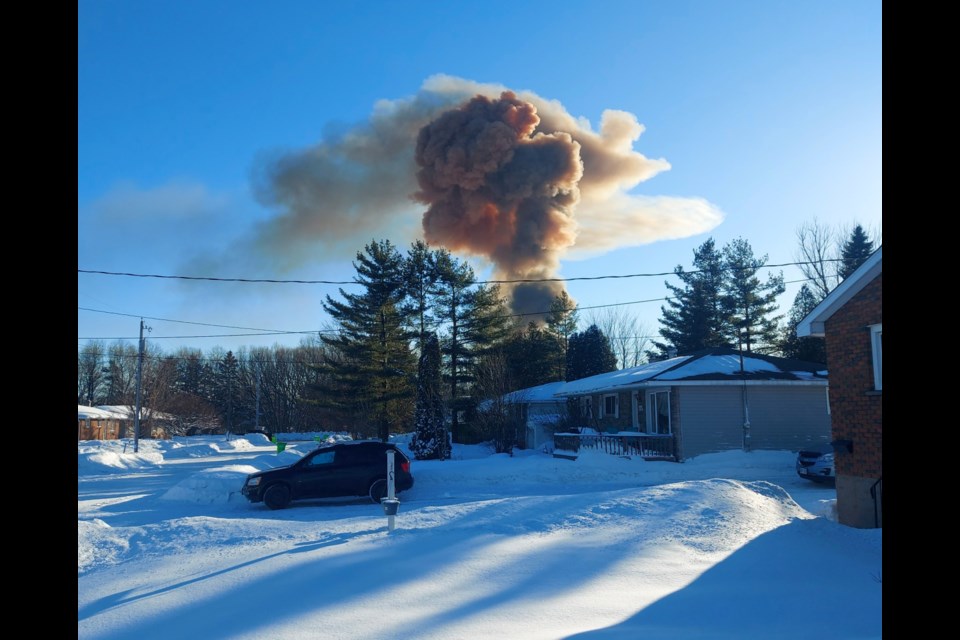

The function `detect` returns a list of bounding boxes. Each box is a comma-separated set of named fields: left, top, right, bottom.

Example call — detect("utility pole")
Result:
left=255, top=361, right=261, bottom=430
left=738, top=326, right=751, bottom=452
left=133, top=318, right=147, bottom=453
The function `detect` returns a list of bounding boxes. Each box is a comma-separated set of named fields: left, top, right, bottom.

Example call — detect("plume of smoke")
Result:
left=413, top=91, right=583, bottom=315
left=217, top=75, right=721, bottom=315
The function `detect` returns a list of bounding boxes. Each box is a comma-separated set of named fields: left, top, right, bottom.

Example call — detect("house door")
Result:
left=646, top=389, right=672, bottom=435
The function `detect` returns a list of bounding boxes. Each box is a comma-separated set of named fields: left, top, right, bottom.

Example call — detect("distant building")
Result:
left=77, top=405, right=174, bottom=440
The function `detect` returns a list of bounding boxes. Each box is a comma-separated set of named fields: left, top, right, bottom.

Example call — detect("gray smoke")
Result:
left=240, top=75, right=723, bottom=313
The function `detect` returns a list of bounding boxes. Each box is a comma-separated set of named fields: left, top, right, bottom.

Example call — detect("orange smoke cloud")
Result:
left=231, top=75, right=722, bottom=315
left=414, top=91, right=583, bottom=314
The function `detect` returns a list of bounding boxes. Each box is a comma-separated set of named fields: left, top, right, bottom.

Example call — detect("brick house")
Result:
left=77, top=405, right=173, bottom=440
left=797, top=246, right=882, bottom=528
left=507, top=347, right=830, bottom=461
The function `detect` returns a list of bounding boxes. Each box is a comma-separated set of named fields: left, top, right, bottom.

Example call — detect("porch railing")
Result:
left=554, top=432, right=676, bottom=461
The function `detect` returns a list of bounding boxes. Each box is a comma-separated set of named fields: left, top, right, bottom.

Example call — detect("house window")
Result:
left=647, top=390, right=671, bottom=435
left=601, top=394, right=619, bottom=419
left=579, top=396, right=593, bottom=419
left=870, top=323, right=882, bottom=391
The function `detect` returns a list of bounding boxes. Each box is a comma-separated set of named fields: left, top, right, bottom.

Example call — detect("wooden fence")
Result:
left=554, top=432, right=676, bottom=461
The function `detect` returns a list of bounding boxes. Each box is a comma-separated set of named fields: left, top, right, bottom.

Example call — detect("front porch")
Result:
left=553, top=432, right=677, bottom=461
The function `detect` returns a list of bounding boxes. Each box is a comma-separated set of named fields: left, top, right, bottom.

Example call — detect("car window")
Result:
left=336, top=446, right=381, bottom=465
left=307, top=450, right=336, bottom=467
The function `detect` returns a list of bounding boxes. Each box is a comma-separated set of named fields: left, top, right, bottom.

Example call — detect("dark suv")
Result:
left=241, top=441, right=414, bottom=509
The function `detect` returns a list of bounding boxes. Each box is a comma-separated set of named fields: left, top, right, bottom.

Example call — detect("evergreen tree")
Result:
left=566, top=325, right=618, bottom=381
left=432, top=251, right=474, bottom=443
left=545, top=291, right=579, bottom=380
left=316, top=240, right=416, bottom=441
left=432, top=251, right=511, bottom=442
left=212, top=350, right=243, bottom=434
left=778, top=284, right=827, bottom=363
left=651, top=238, right=730, bottom=358
left=164, top=346, right=219, bottom=435
left=722, top=237, right=785, bottom=353
left=173, top=347, right=212, bottom=400
left=504, top=322, right=564, bottom=389
left=410, top=332, right=450, bottom=460
left=401, top=239, right=441, bottom=346
left=839, top=224, right=876, bottom=280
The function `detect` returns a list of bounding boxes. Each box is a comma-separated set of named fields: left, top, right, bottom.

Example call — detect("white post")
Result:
left=386, top=449, right=396, bottom=532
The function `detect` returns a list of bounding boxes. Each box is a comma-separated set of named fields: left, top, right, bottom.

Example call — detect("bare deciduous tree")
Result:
left=795, top=219, right=839, bottom=300
left=472, top=352, right=523, bottom=454
left=78, top=340, right=106, bottom=406
left=585, top=307, right=650, bottom=369
left=104, top=340, right=138, bottom=405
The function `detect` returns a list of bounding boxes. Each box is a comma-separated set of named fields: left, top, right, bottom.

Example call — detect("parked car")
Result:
left=796, top=443, right=835, bottom=484
left=242, top=441, right=414, bottom=509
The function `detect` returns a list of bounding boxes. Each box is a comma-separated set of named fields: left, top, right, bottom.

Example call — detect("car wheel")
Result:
left=263, top=484, right=291, bottom=510
left=369, top=479, right=387, bottom=504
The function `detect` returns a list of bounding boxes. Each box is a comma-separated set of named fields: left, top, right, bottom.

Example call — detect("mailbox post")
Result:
left=382, top=449, right=401, bottom=532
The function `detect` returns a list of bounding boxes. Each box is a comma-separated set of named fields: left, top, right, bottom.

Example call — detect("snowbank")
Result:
left=160, top=465, right=257, bottom=504
left=78, top=449, right=164, bottom=473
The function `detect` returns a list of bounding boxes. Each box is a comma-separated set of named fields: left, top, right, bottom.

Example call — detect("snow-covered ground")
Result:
left=78, top=435, right=881, bottom=639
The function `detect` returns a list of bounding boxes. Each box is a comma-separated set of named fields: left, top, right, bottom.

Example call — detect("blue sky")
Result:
left=78, top=1, right=882, bottom=355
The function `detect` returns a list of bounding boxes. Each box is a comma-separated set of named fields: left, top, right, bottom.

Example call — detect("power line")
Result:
left=78, top=259, right=837, bottom=286
left=78, top=274, right=822, bottom=343
left=78, top=296, right=670, bottom=342
left=78, top=307, right=317, bottom=334
left=78, top=331, right=322, bottom=340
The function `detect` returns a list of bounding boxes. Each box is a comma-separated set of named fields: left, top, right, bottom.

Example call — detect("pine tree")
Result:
left=778, top=284, right=827, bottom=363
left=212, top=350, right=243, bottom=434
left=432, top=251, right=474, bottom=443
left=651, top=238, right=730, bottom=358
left=432, top=251, right=511, bottom=442
left=316, top=240, right=416, bottom=441
left=401, top=239, right=441, bottom=346
left=410, top=332, right=450, bottom=460
left=839, top=224, right=876, bottom=280
left=173, top=347, right=212, bottom=400
left=504, top=322, right=564, bottom=389
left=722, top=237, right=785, bottom=353
left=545, top=291, right=579, bottom=380
left=566, top=325, right=618, bottom=381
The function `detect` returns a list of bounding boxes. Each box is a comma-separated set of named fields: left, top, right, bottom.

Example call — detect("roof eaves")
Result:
left=797, top=246, right=882, bottom=337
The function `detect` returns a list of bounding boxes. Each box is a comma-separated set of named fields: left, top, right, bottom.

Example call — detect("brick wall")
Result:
left=824, top=274, right=882, bottom=479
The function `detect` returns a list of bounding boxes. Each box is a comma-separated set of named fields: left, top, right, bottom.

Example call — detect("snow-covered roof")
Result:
left=78, top=405, right=177, bottom=420
left=797, top=246, right=882, bottom=337
left=499, top=349, right=826, bottom=402
left=78, top=405, right=127, bottom=420
left=558, top=355, right=693, bottom=396
left=502, top=381, right=567, bottom=403
left=556, top=348, right=827, bottom=396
